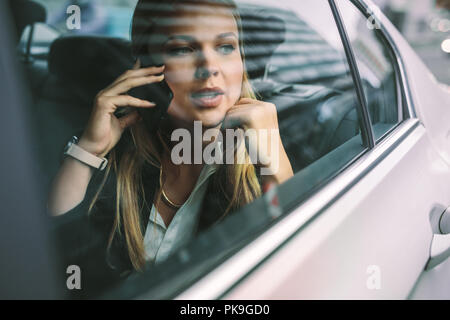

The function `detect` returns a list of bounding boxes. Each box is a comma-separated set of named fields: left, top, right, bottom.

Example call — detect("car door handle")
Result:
left=425, top=233, right=450, bottom=270
left=425, top=207, right=450, bottom=270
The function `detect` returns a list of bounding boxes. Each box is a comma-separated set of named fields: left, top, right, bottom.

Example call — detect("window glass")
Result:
left=16, top=0, right=369, bottom=299
left=242, top=0, right=367, bottom=173
left=35, top=0, right=138, bottom=38
left=336, top=0, right=401, bottom=141
left=18, top=23, right=59, bottom=58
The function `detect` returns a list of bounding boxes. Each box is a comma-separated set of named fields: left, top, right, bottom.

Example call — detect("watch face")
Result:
left=64, top=136, right=78, bottom=154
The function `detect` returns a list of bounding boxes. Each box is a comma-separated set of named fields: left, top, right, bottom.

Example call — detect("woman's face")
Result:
left=158, top=5, right=244, bottom=128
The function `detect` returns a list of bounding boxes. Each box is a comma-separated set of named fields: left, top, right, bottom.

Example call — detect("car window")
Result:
left=35, top=0, right=138, bottom=38
left=336, top=0, right=402, bottom=141
left=241, top=0, right=367, bottom=174
left=18, top=23, right=59, bottom=58
left=16, top=0, right=373, bottom=299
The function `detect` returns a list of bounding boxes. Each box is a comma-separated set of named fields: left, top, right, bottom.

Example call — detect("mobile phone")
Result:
left=128, top=54, right=173, bottom=133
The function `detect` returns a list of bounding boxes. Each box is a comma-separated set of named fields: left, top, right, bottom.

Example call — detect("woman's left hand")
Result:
left=223, top=98, right=294, bottom=184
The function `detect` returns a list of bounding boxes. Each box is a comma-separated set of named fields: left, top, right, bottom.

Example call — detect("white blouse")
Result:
left=143, top=162, right=219, bottom=264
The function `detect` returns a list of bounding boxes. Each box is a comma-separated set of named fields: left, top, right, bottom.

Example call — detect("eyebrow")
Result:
left=165, top=32, right=238, bottom=43
left=166, top=35, right=195, bottom=42
left=217, top=32, right=238, bottom=39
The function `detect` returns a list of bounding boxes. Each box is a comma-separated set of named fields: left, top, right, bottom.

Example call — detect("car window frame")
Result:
left=332, top=0, right=411, bottom=147
left=348, top=0, right=415, bottom=130
left=329, top=0, right=376, bottom=149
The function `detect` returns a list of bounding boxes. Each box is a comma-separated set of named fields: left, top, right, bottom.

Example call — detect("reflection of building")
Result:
left=374, top=0, right=450, bottom=84
left=374, top=0, right=437, bottom=41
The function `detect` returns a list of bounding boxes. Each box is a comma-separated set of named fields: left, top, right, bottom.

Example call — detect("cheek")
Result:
left=225, top=59, right=244, bottom=103
left=164, top=65, right=195, bottom=87
left=165, top=66, right=193, bottom=101
left=164, top=66, right=195, bottom=119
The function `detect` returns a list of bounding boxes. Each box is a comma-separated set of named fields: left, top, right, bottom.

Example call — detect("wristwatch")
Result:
left=63, top=136, right=108, bottom=170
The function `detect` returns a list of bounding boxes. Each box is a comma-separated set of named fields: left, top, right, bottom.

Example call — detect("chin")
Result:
left=195, top=115, right=225, bottom=129
left=193, top=108, right=227, bottom=128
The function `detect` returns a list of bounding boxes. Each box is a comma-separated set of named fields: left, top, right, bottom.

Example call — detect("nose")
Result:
left=195, top=49, right=219, bottom=80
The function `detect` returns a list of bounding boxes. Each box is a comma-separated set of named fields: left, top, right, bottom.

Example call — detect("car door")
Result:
left=7, top=0, right=449, bottom=299
left=176, top=0, right=450, bottom=299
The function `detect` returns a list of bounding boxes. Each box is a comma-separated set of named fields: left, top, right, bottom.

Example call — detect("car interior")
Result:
left=9, top=0, right=397, bottom=298
left=12, top=1, right=368, bottom=190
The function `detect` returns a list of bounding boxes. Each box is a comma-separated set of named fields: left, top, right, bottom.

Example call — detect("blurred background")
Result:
left=373, top=0, right=450, bottom=84
left=31, top=0, right=449, bottom=84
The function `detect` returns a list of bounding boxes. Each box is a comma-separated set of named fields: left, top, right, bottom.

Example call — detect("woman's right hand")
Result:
left=78, top=64, right=165, bottom=157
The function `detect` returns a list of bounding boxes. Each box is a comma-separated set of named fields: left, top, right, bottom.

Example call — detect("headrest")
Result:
left=9, top=0, right=46, bottom=42
left=47, top=8, right=285, bottom=104
left=48, top=36, right=135, bottom=104
left=239, top=5, right=286, bottom=79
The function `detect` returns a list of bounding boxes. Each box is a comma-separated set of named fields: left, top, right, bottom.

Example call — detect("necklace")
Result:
left=159, top=167, right=183, bottom=209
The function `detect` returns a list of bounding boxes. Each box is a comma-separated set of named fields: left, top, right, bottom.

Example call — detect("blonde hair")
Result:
left=89, top=0, right=261, bottom=271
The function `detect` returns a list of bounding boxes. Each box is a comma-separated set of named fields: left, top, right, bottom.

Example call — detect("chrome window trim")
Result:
left=175, top=118, right=421, bottom=300
left=350, top=0, right=416, bottom=119
left=329, top=0, right=375, bottom=149
left=340, top=0, right=410, bottom=142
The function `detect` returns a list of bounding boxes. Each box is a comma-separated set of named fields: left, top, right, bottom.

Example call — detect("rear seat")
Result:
left=29, top=36, right=135, bottom=193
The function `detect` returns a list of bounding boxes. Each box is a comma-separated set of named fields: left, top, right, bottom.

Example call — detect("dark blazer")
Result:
left=50, top=133, right=246, bottom=297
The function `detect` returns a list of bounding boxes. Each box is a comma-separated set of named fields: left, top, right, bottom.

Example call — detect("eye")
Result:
left=167, top=46, right=194, bottom=56
left=217, top=43, right=236, bottom=55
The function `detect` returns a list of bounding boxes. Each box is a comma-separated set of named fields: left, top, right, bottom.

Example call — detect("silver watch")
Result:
left=63, top=136, right=108, bottom=170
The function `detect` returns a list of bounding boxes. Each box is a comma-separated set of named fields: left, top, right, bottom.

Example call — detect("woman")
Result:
left=48, top=0, right=293, bottom=281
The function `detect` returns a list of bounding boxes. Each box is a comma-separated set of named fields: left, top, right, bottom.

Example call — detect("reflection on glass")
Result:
left=336, top=0, right=400, bottom=140
left=20, top=0, right=370, bottom=298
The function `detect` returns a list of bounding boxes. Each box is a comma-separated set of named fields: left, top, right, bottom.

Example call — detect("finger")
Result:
left=227, top=104, right=252, bottom=113
left=222, top=112, right=247, bottom=129
left=225, top=104, right=255, bottom=118
left=103, top=74, right=165, bottom=96
left=225, top=106, right=253, bottom=117
left=105, top=95, right=155, bottom=110
left=125, top=65, right=165, bottom=79
left=110, top=65, right=165, bottom=87
left=223, top=104, right=268, bottom=129
left=227, top=99, right=261, bottom=112
left=236, top=97, right=258, bottom=105
left=118, top=110, right=141, bottom=129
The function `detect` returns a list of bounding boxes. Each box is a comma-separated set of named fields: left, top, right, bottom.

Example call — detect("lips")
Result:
left=191, top=87, right=224, bottom=108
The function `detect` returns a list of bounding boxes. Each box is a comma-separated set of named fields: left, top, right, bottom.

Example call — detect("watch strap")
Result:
left=64, top=139, right=108, bottom=170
